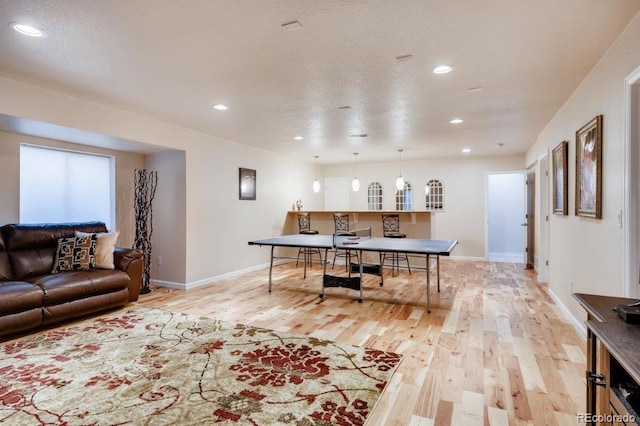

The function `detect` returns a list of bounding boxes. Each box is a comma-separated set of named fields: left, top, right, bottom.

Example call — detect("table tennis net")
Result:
left=332, top=227, right=372, bottom=246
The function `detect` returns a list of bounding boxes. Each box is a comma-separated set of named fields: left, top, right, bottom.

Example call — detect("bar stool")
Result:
left=332, top=213, right=359, bottom=270
left=296, top=212, right=323, bottom=268
left=381, top=213, right=411, bottom=276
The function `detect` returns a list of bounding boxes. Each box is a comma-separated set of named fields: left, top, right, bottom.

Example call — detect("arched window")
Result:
left=395, top=181, right=413, bottom=211
left=425, top=179, right=444, bottom=211
left=367, top=182, right=383, bottom=210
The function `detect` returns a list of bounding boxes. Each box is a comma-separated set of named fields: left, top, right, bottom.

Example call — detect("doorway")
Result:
left=486, top=171, right=527, bottom=263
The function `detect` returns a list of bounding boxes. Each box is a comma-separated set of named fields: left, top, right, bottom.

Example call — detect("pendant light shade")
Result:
left=351, top=152, right=360, bottom=191
left=395, top=149, right=405, bottom=191
left=312, top=155, right=321, bottom=193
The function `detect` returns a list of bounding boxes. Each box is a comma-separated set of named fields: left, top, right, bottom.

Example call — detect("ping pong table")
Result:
left=248, top=228, right=457, bottom=313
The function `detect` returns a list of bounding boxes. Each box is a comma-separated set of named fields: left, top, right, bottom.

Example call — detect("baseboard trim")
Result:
left=449, top=255, right=486, bottom=261
left=547, top=286, right=587, bottom=341
left=487, top=252, right=525, bottom=263
left=150, top=260, right=286, bottom=291
left=150, top=255, right=483, bottom=290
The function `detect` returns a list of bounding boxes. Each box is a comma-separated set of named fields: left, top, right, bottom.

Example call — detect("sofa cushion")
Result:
left=28, top=269, right=129, bottom=306
left=51, top=235, right=97, bottom=273
left=1, top=222, right=107, bottom=280
left=0, top=281, right=44, bottom=315
left=0, top=309, right=44, bottom=338
left=76, top=231, right=119, bottom=269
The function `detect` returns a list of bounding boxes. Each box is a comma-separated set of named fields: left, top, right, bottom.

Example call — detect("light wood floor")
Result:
left=137, top=259, right=586, bottom=425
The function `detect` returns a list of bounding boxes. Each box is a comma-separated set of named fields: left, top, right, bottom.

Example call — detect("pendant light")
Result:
left=351, top=152, right=360, bottom=191
left=395, top=149, right=405, bottom=191
left=312, top=155, right=321, bottom=193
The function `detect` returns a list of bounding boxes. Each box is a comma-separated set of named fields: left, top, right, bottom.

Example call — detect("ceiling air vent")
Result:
left=395, top=54, right=414, bottom=63
left=281, top=21, right=303, bottom=31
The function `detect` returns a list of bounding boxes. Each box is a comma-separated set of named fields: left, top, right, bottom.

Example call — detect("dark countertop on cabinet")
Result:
left=574, top=293, right=640, bottom=385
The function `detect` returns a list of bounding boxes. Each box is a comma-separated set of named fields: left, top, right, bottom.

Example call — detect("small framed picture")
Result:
left=575, top=115, right=603, bottom=219
left=239, top=168, right=256, bottom=200
left=552, top=141, right=568, bottom=215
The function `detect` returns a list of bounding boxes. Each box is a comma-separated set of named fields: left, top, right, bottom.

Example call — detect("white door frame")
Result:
left=538, top=153, right=550, bottom=283
left=624, top=65, right=640, bottom=298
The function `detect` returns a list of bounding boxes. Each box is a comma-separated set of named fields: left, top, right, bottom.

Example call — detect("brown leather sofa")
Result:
left=0, top=222, right=143, bottom=339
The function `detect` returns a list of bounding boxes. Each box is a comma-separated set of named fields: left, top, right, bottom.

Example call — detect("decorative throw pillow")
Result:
left=75, top=231, right=120, bottom=269
left=51, top=234, right=97, bottom=273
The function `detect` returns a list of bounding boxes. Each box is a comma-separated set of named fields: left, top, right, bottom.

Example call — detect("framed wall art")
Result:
left=575, top=115, right=603, bottom=219
left=552, top=140, right=568, bottom=215
left=239, top=167, right=256, bottom=200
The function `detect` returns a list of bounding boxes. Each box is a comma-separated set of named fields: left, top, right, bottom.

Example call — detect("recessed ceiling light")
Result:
left=294, top=136, right=304, bottom=140
left=349, top=134, right=368, bottom=138
left=213, top=104, right=228, bottom=111
left=281, top=20, right=303, bottom=31
left=338, top=106, right=351, bottom=110
left=467, top=87, right=483, bottom=93
left=449, top=118, right=463, bottom=124
left=433, top=64, right=453, bottom=74
left=496, top=142, right=504, bottom=147
left=10, top=23, right=45, bottom=37
left=462, top=148, right=471, bottom=153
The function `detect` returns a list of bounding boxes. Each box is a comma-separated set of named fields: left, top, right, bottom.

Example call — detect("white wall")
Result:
left=0, top=75, right=323, bottom=287
left=525, top=13, right=640, bottom=322
left=146, top=151, right=187, bottom=284
left=323, top=154, right=525, bottom=258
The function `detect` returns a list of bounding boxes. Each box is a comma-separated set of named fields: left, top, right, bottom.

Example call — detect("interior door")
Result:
left=526, top=169, right=536, bottom=269
left=324, top=177, right=349, bottom=211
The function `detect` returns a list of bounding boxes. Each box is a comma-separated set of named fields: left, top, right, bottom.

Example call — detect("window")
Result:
left=368, top=182, right=383, bottom=210
left=20, top=144, right=115, bottom=229
left=395, top=181, right=413, bottom=211
left=425, top=179, right=444, bottom=211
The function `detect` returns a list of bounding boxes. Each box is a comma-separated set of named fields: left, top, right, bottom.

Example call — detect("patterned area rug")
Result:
left=0, top=307, right=402, bottom=425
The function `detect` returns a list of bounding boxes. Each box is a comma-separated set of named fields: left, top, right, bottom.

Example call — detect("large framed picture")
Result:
left=552, top=140, right=568, bottom=215
left=239, top=167, right=256, bottom=200
left=575, top=115, right=603, bottom=219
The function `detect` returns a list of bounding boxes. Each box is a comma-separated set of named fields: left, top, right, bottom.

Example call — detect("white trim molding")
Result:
left=624, top=64, right=640, bottom=298
left=150, top=260, right=286, bottom=291
left=547, top=287, right=587, bottom=342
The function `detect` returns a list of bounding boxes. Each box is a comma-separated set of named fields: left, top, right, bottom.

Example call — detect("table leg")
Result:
left=268, top=246, right=274, bottom=293
left=426, top=254, right=431, bottom=313
left=358, top=250, right=363, bottom=303
left=303, top=247, right=308, bottom=279
left=319, top=248, right=329, bottom=299
left=437, top=254, right=440, bottom=292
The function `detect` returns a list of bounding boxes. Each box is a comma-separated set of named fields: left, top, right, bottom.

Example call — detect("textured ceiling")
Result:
left=0, top=0, right=638, bottom=164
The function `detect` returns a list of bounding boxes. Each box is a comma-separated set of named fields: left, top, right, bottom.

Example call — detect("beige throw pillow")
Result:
left=76, top=231, right=120, bottom=269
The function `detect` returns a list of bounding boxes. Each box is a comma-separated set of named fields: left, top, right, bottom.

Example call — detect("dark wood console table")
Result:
left=574, top=293, right=640, bottom=425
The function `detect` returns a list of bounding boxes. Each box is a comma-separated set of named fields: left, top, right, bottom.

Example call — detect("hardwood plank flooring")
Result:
left=136, top=259, right=586, bottom=425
